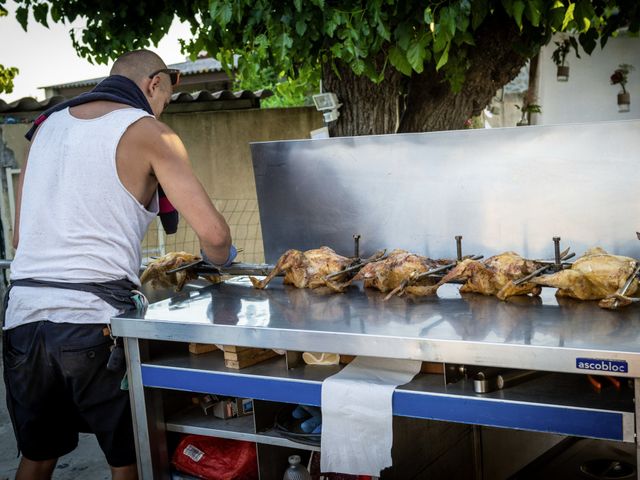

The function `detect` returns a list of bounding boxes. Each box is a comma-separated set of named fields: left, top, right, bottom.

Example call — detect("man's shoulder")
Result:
left=125, top=117, right=177, bottom=145
left=129, top=116, right=174, bottom=135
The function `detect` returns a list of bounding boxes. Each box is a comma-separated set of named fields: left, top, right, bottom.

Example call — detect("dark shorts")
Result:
left=2, top=321, right=136, bottom=467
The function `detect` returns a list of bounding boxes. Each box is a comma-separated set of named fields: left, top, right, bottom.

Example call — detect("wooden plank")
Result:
left=222, top=345, right=252, bottom=354
left=224, top=348, right=278, bottom=369
left=188, top=343, right=218, bottom=355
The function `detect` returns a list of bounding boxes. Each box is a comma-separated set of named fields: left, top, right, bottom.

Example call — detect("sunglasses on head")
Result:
left=148, top=68, right=181, bottom=86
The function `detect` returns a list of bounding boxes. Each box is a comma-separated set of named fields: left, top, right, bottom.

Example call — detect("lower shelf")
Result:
left=165, top=406, right=319, bottom=451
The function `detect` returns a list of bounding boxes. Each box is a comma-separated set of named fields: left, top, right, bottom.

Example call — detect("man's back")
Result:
left=8, top=104, right=157, bottom=328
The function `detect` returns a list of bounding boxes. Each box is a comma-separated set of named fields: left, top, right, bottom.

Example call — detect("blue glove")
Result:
left=201, top=245, right=237, bottom=268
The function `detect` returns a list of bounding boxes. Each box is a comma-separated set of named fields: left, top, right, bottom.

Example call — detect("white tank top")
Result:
left=6, top=107, right=158, bottom=329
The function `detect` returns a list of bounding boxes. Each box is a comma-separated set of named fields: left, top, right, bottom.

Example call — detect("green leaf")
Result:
left=548, top=4, right=565, bottom=30
left=394, top=23, right=411, bottom=51
left=525, top=0, right=542, bottom=27
left=501, top=0, right=514, bottom=17
left=296, top=20, right=307, bottom=36
left=352, top=58, right=365, bottom=75
left=376, top=21, right=391, bottom=41
left=440, top=7, right=456, bottom=39
left=407, top=38, right=426, bottom=73
left=436, top=43, right=450, bottom=71
left=294, top=0, right=302, bottom=13
left=50, top=5, right=61, bottom=22
left=513, top=0, right=525, bottom=28
left=424, top=7, right=433, bottom=25
left=562, top=3, right=575, bottom=30
left=578, top=29, right=597, bottom=54
left=569, top=36, right=581, bottom=58
left=460, top=31, right=475, bottom=46
left=209, top=2, right=219, bottom=21
left=326, top=18, right=338, bottom=37
left=33, top=4, right=49, bottom=27
left=275, top=32, right=293, bottom=59
left=573, top=0, right=594, bottom=31
left=330, top=43, right=344, bottom=58
left=388, top=45, right=412, bottom=76
left=433, top=29, right=448, bottom=52
left=472, top=0, right=489, bottom=30
left=15, top=6, right=28, bottom=30
left=218, top=4, right=233, bottom=28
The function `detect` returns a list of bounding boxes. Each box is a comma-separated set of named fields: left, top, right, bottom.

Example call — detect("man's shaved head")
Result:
left=111, top=50, right=167, bottom=84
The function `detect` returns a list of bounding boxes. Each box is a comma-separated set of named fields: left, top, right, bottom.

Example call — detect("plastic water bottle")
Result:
left=283, top=455, right=311, bottom=480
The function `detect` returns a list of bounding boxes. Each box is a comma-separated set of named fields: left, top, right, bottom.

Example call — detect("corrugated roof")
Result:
left=0, top=89, right=273, bottom=115
left=41, top=57, right=230, bottom=90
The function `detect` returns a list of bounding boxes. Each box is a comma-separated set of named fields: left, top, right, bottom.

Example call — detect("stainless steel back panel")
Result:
left=251, top=120, right=640, bottom=263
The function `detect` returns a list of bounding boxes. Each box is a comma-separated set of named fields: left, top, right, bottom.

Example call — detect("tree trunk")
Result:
left=323, top=13, right=534, bottom=136
left=399, top=14, right=530, bottom=133
left=322, top=55, right=405, bottom=137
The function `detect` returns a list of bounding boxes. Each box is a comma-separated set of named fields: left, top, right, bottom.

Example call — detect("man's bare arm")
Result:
left=140, top=119, right=232, bottom=264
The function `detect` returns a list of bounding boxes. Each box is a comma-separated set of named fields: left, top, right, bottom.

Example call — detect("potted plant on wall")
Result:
left=515, top=89, right=542, bottom=126
left=515, top=103, right=542, bottom=126
left=611, top=64, right=634, bottom=112
left=551, top=37, right=580, bottom=82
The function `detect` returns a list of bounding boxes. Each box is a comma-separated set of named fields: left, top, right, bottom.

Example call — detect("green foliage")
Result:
left=4, top=0, right=640, bottom=100
left=551, top=36, right=580, bottom=66
left=0, top=64, right=19, bottom=95
left=0, top=4, right=19, bottom=95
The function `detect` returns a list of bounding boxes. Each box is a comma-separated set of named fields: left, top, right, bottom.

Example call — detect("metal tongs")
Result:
left=512, top=237, right=575, bottom=286
left=164, top=260, right=274, bottom=277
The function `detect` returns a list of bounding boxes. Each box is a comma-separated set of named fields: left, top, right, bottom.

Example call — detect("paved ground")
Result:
left=0, top=346, right=112, bottom=480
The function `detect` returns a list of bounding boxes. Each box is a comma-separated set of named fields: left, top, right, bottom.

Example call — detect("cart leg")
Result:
left=125, top=338, right=170, bottom=480
left=472, top=425, right=484, bottom=480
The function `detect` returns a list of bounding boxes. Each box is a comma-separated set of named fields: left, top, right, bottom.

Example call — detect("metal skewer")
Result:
left=608, top=263, right=640, bottom=309
left=324, top=250, right=387, bottom=280
left=512, top=240, right=575, bottom=286
left=619, top=264, right=640, bottom=297
left=165, top=261, right=275, bottom=277
left=413, top=254, right=484, bottom=281
left=353, top=234, right=361, bottom=259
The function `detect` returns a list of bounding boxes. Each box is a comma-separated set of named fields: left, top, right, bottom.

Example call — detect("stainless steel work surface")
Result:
left=112, top=277, right=640, bottom=376
left=251, top=120, right=640, bottom=263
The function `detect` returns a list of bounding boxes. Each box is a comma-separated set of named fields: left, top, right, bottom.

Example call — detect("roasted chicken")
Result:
left=141, top=251, right=203, bottom=291
left=426, top=252, right=543, bottom=300
left=351, top=249, right=449, bottom=295
left=531, top=247, right=640, bottom=309
left=249, top=246, right=354, bottom=292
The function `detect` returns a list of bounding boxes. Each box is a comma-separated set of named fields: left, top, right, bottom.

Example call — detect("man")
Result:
left=3, top=50, right=234, bottom=480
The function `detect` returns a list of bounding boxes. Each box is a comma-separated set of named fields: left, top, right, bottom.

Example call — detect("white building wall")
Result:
left=536, top=34, right=640, bottom=125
